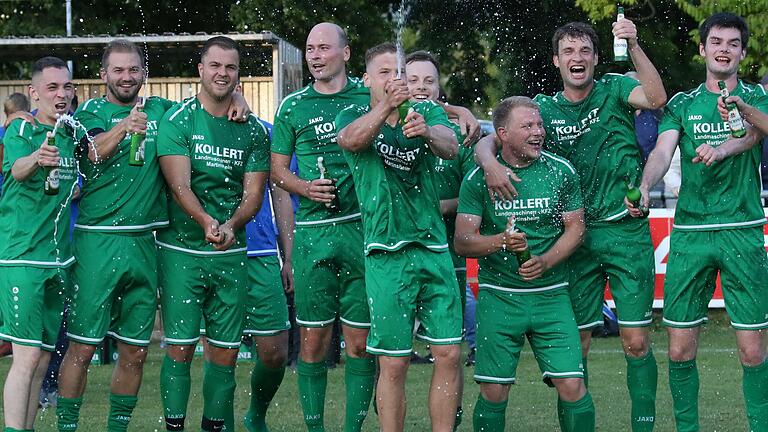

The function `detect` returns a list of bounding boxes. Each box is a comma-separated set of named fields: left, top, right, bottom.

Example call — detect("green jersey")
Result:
left=659, top=80, right=768, bottom=231
left=534, top=73, right=641, bottom=225
left=434, top=134, right=475, bottom=257
left=156, top=97, right=270, bottom=255
left=0, top=119, right=77, bottom=267
left=336, top=100, right=455, bottom=255
left=458, top=152, right=583, bottom=290
left=272, top=77, right=370, bottom=226
left=74, top=96, right=174, bottom=232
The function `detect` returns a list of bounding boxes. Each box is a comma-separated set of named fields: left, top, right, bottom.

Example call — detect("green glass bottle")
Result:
left=398, top=100, right=412, bottom=125
left=317, top=156, right=340, bottom=213
left=44, top=135, right=60, bottom=196
left=129, top=98, right=146, bottom=166
left=624, top=177, right=649, bottom=217
left=613, top=6, right=628, bottom=62
left=718, top=80, right=747, bottom=138
left=507, top=217, right=531, bottom=266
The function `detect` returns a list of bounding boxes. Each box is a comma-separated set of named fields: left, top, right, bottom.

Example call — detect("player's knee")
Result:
left=167, top=344, right=196, bottom=363
left=431, top=344, right=460, bottom=367
left=738, top=346, right=766, bottom=366
left=380, top=357, right=409, bottom=382
left=118, top=345, right=149, bottom=368
left=260, top=346, right=288, bottom=368
left=554, top=378, right=586, bottom=402
left=667, top=343, right=695, bottom=362
left=622, top=334, right=649, bottom=358
left=479, top=384, right=509, bottom=403
left=66, top=342, right=98, bottom=365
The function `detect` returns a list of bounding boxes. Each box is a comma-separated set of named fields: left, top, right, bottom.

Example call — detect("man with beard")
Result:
left=629, top=13, right=768, bottom=431
left=474, top=18, right=666, bottom=432
left=57, top=39, right=250, bottom=432
left=0, top=56, right=77, bottom=432
left=156, top=36, right=270, bottom=432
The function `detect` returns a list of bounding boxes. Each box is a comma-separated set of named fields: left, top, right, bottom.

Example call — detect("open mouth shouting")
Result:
left=714, top=55, right=732, bottom=67
left=54, top=101, right=68, bottom=111
left=569, top=65, right=587, bottom=80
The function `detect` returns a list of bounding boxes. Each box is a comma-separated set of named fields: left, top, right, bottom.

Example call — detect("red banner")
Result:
left=466, top=209, right=768, bottom=309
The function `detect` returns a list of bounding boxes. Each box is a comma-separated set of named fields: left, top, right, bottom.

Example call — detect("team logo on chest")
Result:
left=493, top=197, right=553, bottom=222
left=552, top=107, right=600, bottom=141
left=375, top=133, right=421, bottom=172
left=192, top=134, right=245, bottom=169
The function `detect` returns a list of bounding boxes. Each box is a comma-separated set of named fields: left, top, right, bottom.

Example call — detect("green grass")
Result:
left=0, top=311, right=754, bottom=431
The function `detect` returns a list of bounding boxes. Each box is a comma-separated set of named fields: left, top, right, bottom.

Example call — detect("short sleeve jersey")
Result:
left=0, top=119, right=78, bottom=267
left=272, top=77, right=370, bottom=226
left=74, top=96, right=174, bottom=232
left=658, top=80, right=768, bottom=231
left=534, top=73, right=640, bottom=225
left=433, top=131, right=475, bottom=253
left=156, top=97, right=271, bottom=255
left=336, top=100, right=455, bottom=255
left=458, top=152, right=583, bottom=290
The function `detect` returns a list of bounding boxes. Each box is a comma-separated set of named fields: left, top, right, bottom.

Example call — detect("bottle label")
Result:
left=135, top=137, right=146, bottom=162
left=47, top=168, right=60, bottom=189
left=614, top=39, right=628, bottom=58
left=728, top=109, right=745, bottom=132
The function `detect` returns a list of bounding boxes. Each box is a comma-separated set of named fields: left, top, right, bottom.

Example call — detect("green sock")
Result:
left=557, top=393, right=595, bottom=432
left=581, top=357, right=589, bottom=388
left=743, top=359, right=768, bottom=431
left=160, top=355, right=191, bottom=431
left=669, top=359, right=699, bottom=432
left=472, top=395, right=507, bottom=432
left=5, top=428, right=24, bottom=431
left=626, top=348, right=658, bottom=432
left=202, top=361, right=236, bottom=432
left=297, top=360, right=327, bottom=432
left=56, top=396, right=82, bottom=432
left=344, top=356, right=375, bottom=432
left=244, top=357, right=286, bottom=432
left=107, top=393, right=138, bottom=432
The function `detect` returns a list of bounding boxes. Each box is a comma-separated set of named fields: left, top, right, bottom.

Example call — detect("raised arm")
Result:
left=402, top=112, right=457, bottom=160
left=441, top=103, right=480, bottom=146
left=11, top=132, right=60, bottom=182
left=473, top=133, right=519, bottom=200
left=86, top=103, right=146, bottom=163
left=616, top=19, right=667, bottom=109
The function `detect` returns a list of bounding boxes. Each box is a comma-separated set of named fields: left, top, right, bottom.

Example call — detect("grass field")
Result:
left=0, top=311, right=754, bottom=431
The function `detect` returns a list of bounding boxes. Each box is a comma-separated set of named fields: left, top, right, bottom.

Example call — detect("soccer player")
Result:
left=156, top=36, right=270, bottom=432
left=405, top=50, right=476, bottom=427
left=628, top=13, right=768, bottom=431
left=455, top=96, right=593, bottom=432
left=270, top=22, right=375, bottom=432
left=474, top=19, right=666, bottom=431
left=57, top=38, right=250, bottom=432
left=336, top=42, right=462, bottom=432
left=0, top=56, right=77, bottom=432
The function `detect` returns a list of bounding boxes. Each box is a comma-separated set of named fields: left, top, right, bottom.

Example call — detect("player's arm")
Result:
left=86, top=103, right=146, bottom=163
left=217, top=171, right=269, bottom=251
left=11, top=132, right=60, bottom=182
left=717, top=95, right=768, bottom=135
left=454, top=214, right=526, bottom=257
left=617, top=19, right=667, bottom=109
left=692, top=126, right=763, bottom=167
left=440, top=102, right=481, bottom=146
left=473, top=133, right=520, bottom=200
left=271, top=182, right=295, bottom=294
left=627, top=129, right=679, bottom=216
left=159, top=154, right=222, bottom=244
left=518, top=209, right=585, bottom=281
left=440, top=198, right=458, bottom=218
left=271, top=152, right=334, bottom=204
left=337, top=78, right=410, bottom=153
left=227, top=87, right=252, bottom=122
left=403, top=113, right=457, bottom=160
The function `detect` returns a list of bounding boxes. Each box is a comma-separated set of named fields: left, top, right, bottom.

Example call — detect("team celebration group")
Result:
left=1, top=8, right=767, bottom=432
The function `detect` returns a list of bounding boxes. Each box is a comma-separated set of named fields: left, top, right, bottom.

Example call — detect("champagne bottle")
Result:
left=507, top=216, right=531, bottom=266
left=613, top=6, right=629, bottom=62
left=718, top=80, right=747, bottom=138
left=129, top=97, right=146, bottom=166
left=624, top=177, right=649, bottom=217
left=43, top=134, right=60, bottom=196
left=398, top=100, right=412, bottom=125
left=317, top=156, right=340, bottom=212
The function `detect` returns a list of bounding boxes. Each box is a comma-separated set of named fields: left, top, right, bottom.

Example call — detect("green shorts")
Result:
left=365, top=245, right=462, bottom=356
left=293, top=221, right=369, bottom=328
left=474, top=287, right=583, bottom=385
left=567, top=217, right=655, bottom=329
left=158, top=247, right=247, bottom=349
left=450, top=249, right=468, bottom=313
left=68, top=231, right=158, bottom=346
left=0, top=266, right=68, bottom=351
left=663, top=227, right=768, bottom=330
left=198, top=255, right=290, bottom=337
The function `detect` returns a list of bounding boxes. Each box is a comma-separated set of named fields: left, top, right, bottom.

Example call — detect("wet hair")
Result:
left=31, top=56, right=69, bottom=80
left=700, top=12, right=749, bottom=48
left=201, top=36, right=241, bottom=61
left=492, top=96, right=540, bottom=130
left=4, top=92, right=30, bottom=115
left=365, top=42, right=398, bottom=67
left=101, top=39, right=144, bottom=69
left=405, top=50, right=440, bottom=72
left=552, top=22, right=599, bottom=56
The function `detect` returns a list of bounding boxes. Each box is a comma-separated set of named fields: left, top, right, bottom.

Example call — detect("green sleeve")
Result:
left=457, top=167, right=485, bottom=216
left=2, top=120, right=34, bottom=174
left=156, top=110, right=190, bottom=157
left=246, top=119, right=271, bottom=172
left=334, top=105, right=365, bottom=132
left=747, top=85, right=768, bottom=113
left=560, top=168, right=584, bottom=213
left=421, top=102, right=454, bottom=130
left=74, top=99, right=107, bottom=133
left=613, top=74, right=640, bottom=108
left=156, top=96, right=176, bottom=112
left=448, top=122, right=465, bottom=144
left=459, top=146, right=476, bottom=176
left=658, top=95, right=684, bottom=135
left=271, top=108, right=296, bottom=156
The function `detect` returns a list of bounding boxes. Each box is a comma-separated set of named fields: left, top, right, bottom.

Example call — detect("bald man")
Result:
left=270, top=22, right=375, bottom=432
